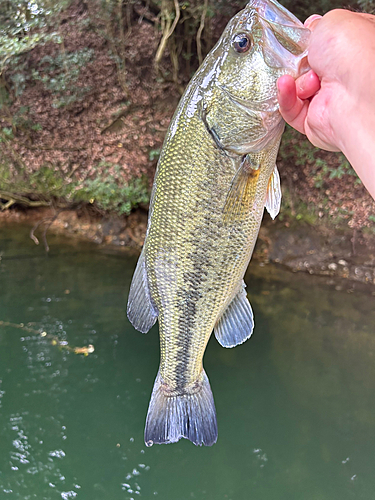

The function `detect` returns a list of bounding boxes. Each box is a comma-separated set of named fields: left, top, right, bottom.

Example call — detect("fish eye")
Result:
left=232, top=33, right=252, bottom=53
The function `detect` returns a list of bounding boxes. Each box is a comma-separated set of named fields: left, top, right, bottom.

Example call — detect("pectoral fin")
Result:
left=214, top=283, right=254, bottom=348
left=265, top=165, right=281, bottom=220
left=127, top=249, right=158, bottom=333
left=223, top=155, right=261, bottom=223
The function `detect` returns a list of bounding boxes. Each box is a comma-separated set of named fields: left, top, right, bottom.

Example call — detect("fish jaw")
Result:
left=248, top=0, right=310, bottom=68
left=249, top=0, right=306, bottom=32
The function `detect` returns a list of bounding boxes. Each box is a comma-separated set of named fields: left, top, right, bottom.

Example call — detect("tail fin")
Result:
left=144, top=370, right=217, bottom=447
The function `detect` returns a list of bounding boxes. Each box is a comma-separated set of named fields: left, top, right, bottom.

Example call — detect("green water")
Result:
left=1, top=224, right=375, bottom=500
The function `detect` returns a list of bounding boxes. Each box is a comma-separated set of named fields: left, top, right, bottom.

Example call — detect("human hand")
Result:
left=277, top=9, right=375, bottom=198
left=278, top=10, right=375, bottom=150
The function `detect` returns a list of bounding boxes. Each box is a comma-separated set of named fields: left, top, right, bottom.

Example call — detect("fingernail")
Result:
left=304, top=14, right=322, bottom=28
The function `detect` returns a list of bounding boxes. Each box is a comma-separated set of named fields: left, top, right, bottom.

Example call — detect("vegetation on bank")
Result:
left=0, top=0, right=375, bottom=229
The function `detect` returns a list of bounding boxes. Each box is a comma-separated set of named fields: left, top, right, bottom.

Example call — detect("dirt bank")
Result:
left=2, top=207, right=375, bottom=290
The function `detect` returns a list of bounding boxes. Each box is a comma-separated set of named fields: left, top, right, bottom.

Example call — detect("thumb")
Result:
left=304, top=14, right=322, bottom=30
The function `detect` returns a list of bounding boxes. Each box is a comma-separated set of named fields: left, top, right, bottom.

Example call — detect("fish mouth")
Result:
left=248, top=0, right=303, bottom=29
left=246, top=0, right=310, bottom=70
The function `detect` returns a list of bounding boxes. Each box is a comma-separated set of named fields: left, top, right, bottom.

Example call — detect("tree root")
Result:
left=30, top=211, right=61, bottom=252
left=0, top=191, right=51, bottom=210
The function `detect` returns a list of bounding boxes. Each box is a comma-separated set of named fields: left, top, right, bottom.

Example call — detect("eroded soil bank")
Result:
left=1, top=207, right=375, bottom=291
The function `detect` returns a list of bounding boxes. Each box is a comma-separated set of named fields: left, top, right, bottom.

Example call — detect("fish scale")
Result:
left=127, top=0, right=309, bottom=446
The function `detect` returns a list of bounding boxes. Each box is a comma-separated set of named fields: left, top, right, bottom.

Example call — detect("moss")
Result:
left=0, top=161, right=150, bottom=215
left=75, top=173, right=150, bottom=215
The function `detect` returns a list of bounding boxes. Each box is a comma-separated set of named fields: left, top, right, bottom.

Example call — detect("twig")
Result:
left=30, top=219, right=44, bottom=245
left=30, top=211, right=60, bottom=251
left=86, top=1, right=130, bottom=97
left=100, top=103, right=138, bottom=134
left=167, top=0, right=180, bottom=39
left=42, top=213, right=60, bottom=252
left=196, top=0, right=208, bottom=66
left=0, top=199, right=15, bottom=210
left=0, top=191, right=51, bottom=208
left=154, top=0, right=180, bottom=67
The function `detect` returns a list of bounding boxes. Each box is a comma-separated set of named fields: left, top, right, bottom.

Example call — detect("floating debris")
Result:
left=0, top=321, right=95, bottom=356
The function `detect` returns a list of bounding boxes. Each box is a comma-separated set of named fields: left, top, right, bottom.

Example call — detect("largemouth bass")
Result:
left=127, top=0, right=309, bottom=446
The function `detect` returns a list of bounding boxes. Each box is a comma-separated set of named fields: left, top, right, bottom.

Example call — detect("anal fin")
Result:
left=214, top=283, right=254, bottom=348
left=127, top=249, right=158, bottom=333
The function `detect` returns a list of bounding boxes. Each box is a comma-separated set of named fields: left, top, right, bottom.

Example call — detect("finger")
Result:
left=277, top=75, right=298, bottom=112
left=296, top=70, right=321, bottom=100
left=277, top=75, right=309, bottom=134
left=304, top=14, right=322, bottom=30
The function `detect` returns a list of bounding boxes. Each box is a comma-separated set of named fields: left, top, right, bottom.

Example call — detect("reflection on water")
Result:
left=1, top=224, right=375, bottom=500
